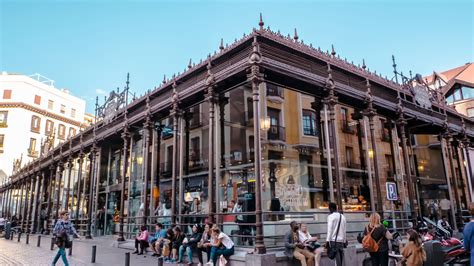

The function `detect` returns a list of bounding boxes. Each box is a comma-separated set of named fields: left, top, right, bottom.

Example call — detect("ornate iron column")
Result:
left=86, top=145, right=97, bottom=239
left=65, top=157, right=74, bottom=211
left=363, top=79, right=383, bottom=214
left=142, top=96, right=153, bottom=226
left=248, top=36, right=266, bottom=254
left=44, top=164, right=55, bottom=235
left=324, top=64, right=343, bottom=210
left=118, top=124, right=130, bottom=242
left=445, top=135, right=461, bottom=213
left=54, top=162, right=65, bottom=223
left=453, top=140, right=468, bottom=207
left=19, top=180, right=26, bottom=230
left=170, top=80, right=182, bottom=224
left=75, top=152, right=84, bottom=224
left=26, top=175, right=36, bottom=233
left=396, top=98, right=417, bottom=220
left=440, top=133, right=459, bottom=230
left=205, top=61, right=217, bottom=224
left=32, top=172, right=43, bottom=234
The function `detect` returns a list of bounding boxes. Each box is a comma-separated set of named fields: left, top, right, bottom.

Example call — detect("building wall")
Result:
left=0, top=73, right=86, bottom=182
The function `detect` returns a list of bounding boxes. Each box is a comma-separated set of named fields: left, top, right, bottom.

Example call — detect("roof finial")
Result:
left=362, top=59, right=367, bottom=70
left=219, top=38, right=224, bottom=51
left=293, top=28, right=299, bottom=41
left=162, top=74, right=166, bottom=84
left=188, top=59, right=192, bottom=69
left=331, top=44, right=336, bottom=57
left=392, top=55, right=399, bottom=83
left=259, top=13, right=264, bottom=30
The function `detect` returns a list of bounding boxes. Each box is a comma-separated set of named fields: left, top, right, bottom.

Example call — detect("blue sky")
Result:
left=1, top=0, right=473, bottom=113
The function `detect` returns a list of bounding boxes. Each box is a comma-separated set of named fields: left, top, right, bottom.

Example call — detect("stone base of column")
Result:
left=117, top=236, right=125, bottom=242
left=245, top=253, right=276, bottom=266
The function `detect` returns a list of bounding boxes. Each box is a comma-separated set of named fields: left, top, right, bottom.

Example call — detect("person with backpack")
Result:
left=362, top=212, right=393, bottom=266
left=326, top=202, right=346, bottom=266
left=52, top=210, right=80, bottom=266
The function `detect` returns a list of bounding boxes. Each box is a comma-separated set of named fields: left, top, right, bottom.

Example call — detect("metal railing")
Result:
left=267, top=125, right=285, bottom=141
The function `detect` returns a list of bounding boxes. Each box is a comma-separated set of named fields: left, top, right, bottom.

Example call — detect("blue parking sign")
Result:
left=386, top=182, right=398, bottom=201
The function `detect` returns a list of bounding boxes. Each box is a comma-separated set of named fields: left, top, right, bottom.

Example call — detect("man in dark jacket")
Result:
left=284, top=221, right=314, bottom=266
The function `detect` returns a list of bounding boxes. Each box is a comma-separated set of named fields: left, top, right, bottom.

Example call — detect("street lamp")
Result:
left=261, top=117, right=270, bottom=131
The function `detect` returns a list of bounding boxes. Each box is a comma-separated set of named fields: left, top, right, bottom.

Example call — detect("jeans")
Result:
left=179, top=245, right=194, bottom=262
left=197, top=246, right=211, bottom=264
left=210, top=246, right=234, bottom=265
left=52, top=247, right=69, bottom=266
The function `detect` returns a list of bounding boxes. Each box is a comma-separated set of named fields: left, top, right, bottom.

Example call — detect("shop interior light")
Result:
left=368, top=149, right=374, bottom=159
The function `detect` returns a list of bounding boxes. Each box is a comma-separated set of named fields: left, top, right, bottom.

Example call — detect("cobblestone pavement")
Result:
left=0, top=234, right=166, bottom=266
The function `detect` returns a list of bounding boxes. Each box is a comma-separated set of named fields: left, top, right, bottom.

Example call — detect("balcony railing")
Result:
left=27, top=149, right=39, bottom=158
left=160, top=161, right=173, bottom=176
left=267, top=125, right=285, bottom=141
left=266, top=85, right=284, bottom=103
left=188, top=113, right=203, bottom=129
left=243, top=111, right=254, bottom=127
left=341, top=122, right=355, bottom=134
left=381, top=132, right=391, bottom=142
left=189, top=153, right=206, bottom=170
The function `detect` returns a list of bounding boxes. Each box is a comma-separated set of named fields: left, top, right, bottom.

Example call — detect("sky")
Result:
left=1, top=0, right=473, bottom=114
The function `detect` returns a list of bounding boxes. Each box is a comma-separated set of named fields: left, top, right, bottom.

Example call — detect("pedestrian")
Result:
left=284, top=221, right=314, bottom=266
left=439, top=195, right=451, bottom=222
left=462, top=203, right=474, bottom=263
left=326, top=202, right=346, bottom=266
left=362, top=212, right=392, bottom=266
left=168, top=226, right=185, bottom=263
left=400, top=229, right=426, bottom=266
left=437, top=215, right=453, bottom=235
left=189, top=197, right=202, bottom=225
left=298, top=223, right=323, bottom=266
left=52, top=210, right=80, bottom=266
left=207, top=227, right=234, bottom=266
left=178, top=224, right=202, bottom=265
left=149, top=223, right=167, bottom=257
left=133, top=225, right=150, bottom=255
left=197, top=223, right=212, bottom=266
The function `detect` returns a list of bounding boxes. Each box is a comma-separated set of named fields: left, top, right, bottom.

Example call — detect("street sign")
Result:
left=386, top=182, right=398, bottom=201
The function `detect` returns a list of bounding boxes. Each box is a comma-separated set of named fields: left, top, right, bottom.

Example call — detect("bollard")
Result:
left=125, top=252, right=130, bottom=266
left=50, top=237, right=55, bottom=250
left=157, top=256, right=163, bottom=266
left=26, top=234, right=29, bottom=244
left=10, top=232, right=14, bottom=240
left=37, top=235, right=41, bottom=247
left=68, top=241, right=73, bottom=256
left=17, top=232, right=21, bottom=242
left=91, top=245, right=96, bottom=263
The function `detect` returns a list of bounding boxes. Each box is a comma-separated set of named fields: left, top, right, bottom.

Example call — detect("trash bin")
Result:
left=4, top=222, right=11, bottom=240
left=424, top=240, right=444, bottom=266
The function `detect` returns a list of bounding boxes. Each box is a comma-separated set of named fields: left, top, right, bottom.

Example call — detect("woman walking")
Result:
left=363, top=213, right=392, bottom=266
left=400, top=230, right=426, bottom=266
left=52, top=210, right=80, bottom=266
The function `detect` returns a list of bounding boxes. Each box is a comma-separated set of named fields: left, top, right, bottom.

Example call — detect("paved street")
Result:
left=0, top=234, right=163, bottom=266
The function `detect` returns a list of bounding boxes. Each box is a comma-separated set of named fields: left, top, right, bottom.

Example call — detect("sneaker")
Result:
left=197, top=263, right=202, bottom=266
left=205, top=262, right=213, bottom=266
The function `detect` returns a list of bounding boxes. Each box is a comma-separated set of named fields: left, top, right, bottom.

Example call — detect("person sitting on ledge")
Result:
left=207, top=227, right=234, bottom=266
left=178, top=224, right=203, bottom=265
left=284, top=221, right=314, bottom=266
left=133, top=225, right=150, bottom=255
left=149, top=223, right=167, bottom=257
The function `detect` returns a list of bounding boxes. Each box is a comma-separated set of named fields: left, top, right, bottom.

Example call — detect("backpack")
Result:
left=362, top=225, right=382, bottom=252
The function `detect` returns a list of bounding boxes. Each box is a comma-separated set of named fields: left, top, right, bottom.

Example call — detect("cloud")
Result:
left=96, top=88, right=107, bottom=95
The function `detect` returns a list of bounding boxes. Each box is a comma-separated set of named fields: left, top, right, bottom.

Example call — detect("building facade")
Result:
left=0, top=73, right=86, bottom=183
left=0, top=22, right=473, bottom=252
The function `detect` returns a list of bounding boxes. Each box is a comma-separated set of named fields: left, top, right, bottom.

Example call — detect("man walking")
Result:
left=326, top=202, right=346, bottom=266
left=284, top=221, right=315, bottom=266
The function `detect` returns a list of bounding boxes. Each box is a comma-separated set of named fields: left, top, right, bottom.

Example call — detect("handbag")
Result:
left=305, top=241, right=320, bottom=251
left=327, top=213, right=342, bottom=260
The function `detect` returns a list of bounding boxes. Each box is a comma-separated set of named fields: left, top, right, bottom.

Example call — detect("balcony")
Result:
left=189, top=153, right=206, bottom=171
left=27, top=149, right=39, bottom=158
left=188, top=113, right=203, bottom=129
left=160, top=161, right=173, bottom=176
left=243, top=111, right=254, bottom=127
left=266, top=85, right=284, bottom=103
left=341, top=122, right=355, bottom=134
left=267, top=125, right=286, bottom=141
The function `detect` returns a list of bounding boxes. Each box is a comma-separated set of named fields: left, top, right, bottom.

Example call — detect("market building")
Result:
left=0, top=18, right=473, bottom=253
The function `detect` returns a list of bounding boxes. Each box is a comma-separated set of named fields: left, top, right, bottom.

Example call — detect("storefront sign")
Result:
left=386, top=182, right=398, bottom=201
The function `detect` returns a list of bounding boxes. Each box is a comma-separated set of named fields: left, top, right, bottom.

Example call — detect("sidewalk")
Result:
left=1, top=234, right=172, bottom=266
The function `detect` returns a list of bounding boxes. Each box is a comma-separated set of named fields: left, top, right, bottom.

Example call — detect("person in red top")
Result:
left=133, top=225, right=150, bottom=255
